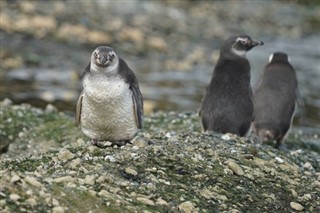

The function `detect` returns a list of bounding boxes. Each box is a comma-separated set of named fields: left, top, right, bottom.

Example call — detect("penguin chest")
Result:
left=81, top=77, right=137, bottom=141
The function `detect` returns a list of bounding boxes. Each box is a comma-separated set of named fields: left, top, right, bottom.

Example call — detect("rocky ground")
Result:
left=0, top=100, right=319, bottom=213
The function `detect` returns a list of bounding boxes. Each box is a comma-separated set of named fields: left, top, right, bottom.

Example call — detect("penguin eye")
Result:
left=109, top=54, right=114, bottom=61
left=94, top=52, right=98, bottom=59
left=240, top=40, right=247, bottom=45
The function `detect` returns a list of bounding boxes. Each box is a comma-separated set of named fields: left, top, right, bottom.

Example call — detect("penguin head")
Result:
left=268, top=52, right=290, bottom=64
left=91, top=46, right=119, bottom=72
left=223, top=34, right=264, bottom=57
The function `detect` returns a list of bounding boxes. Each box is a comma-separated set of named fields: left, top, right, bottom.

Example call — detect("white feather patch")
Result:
left=81, top=75, right=137, bottom=141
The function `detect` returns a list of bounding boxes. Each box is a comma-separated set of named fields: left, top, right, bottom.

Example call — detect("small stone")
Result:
left=68, top=158, right=81, bottom=169
left=25, top=198, right=37, bottom=206
left=45, top=104, right=58, bottom=113
left=52, top=176, right=74, bottom=183
left=98, top=190, right=113, bottom=199
left=1, top=98, right=13, bottom=106
left=85, top=175, right=95, bottom=185
left=290, top=202, right=304, bottom=211
left=156, top=198, right=169, bottom=206
left=24, top=176, right=42, bottom=188
left=10, top=175, right=21, bottom=183
left=52, top=198, right=60, bottom=206
left=137, top=197, right=155, bottom=206
left=125, top=167, right=138, bottom=176
left=178, top=201, right=195, bottom=213
left=10, top=194, right=21, bottom=201
left=227, top=161, right=244, bottom=176
left=301, top=193, right=312, bottom=202
left=303, top=162, right=313, bottom=170
left=52, top=206, right=65, bottom=213
left=58, top=149, right=74, bottom=161
left=275, top=157, right=284, bottom=164
left=105, top=155, right=116, bottom=162
left=76, top=138, right=85, bottom=146
left=291, top=189, right=298, bottom=197
left=132, top=136, right=148, bottom=148
left=221, top=134, right=231, bottom=141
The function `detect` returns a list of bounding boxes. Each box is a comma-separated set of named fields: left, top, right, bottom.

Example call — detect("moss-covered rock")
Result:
left=0, top=102, right=319, bottom=212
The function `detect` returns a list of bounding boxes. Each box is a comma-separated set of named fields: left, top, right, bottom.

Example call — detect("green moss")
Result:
left=51, top=185, right=123, bottom=213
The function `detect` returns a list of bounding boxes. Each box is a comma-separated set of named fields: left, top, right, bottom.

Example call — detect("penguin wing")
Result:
left=131, top=83, right=143, bottom=129
left=75, top=90, right=84, bottom=127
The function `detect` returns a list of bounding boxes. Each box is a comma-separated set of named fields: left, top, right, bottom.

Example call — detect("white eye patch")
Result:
left=236, top=37, right=249, bottom=44
left=268, top=53, right=274, bottom=63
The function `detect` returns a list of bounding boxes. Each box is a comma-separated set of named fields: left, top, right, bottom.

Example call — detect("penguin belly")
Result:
left=81, top=77, right=137, bottom=141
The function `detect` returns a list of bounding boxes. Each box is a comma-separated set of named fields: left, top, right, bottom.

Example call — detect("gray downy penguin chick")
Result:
left=76, top=46, right=143, bottom=146
left=253, top=52, right=298, bottom=148
left=199, top=34, right=264, bottom=136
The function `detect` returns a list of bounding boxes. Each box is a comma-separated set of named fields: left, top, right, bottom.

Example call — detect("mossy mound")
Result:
left=0, top=102, right=319, bottom=212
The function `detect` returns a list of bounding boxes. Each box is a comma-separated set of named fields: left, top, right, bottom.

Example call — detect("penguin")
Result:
left=76, top=46, right=143, bottom=146
left=199, top=34, right=264, bottom=136
left=253, top=52, right=298, bottom=148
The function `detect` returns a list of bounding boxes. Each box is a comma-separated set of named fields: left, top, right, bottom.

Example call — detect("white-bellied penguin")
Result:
left=76, top=46, right=143, bottom=146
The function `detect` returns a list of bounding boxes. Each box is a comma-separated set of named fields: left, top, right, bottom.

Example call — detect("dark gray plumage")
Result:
left=76, top=46, right=143, bottom=145
left=253, top=52, right=298, bottom=148
left=200, top=34, right=264, bottom=136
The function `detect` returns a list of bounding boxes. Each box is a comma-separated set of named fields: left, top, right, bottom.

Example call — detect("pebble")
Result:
left=132, top=136, right=148, bottom=148
left=156, top=198, right=169, bottom=206
left=105, top=155, right=116, bottom=162
left=84, top=175, right=95, bottom=185
left=1, top=98, right=13, bottom=106
left=136, top=197, right=155, bottom=206
left=275, top=157, right=284, bottom=164
left=45, top=104, right=58, bottom=113
left=227, top=161, right=244, bottom=176
left=303, top=162, right=314, bottom=170
left=52, top=206, right=65, bottom=213
left=25, top=198, right=37, bottom=206
left=221, top=134, right=231, bottom=141
left=52, top=176, right=74, bottom=183
left=178, top=201, right=196, bottom=213
left=24, top=176, right=42, bottom=188
left=125, top=167, right=138, bottom=176
left=68, top=158, right=81, bottom=169
left=290, top=202, right=304, bottom=211
left=10, top=174, right=21, bottom=183
left=58, top=149, right=74, bottom=161
left=9, top=194, right=21, bottom=201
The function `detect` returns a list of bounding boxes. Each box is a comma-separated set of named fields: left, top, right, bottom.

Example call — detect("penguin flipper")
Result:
left=131, top=84, right=143, bottom=129
left=75, top=90, right=84, bottom=127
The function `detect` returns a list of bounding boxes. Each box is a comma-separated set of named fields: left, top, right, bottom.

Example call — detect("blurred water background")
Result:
left=1, top=0, right=319, bottom=128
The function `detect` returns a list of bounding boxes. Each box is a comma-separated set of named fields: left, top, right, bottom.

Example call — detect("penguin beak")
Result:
left=98, top=56, right=108, bottom=65
left=251, top=39, right=264, bottom=46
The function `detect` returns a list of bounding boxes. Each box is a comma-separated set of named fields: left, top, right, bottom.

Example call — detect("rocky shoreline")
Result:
left=0, top=100, right=319, bottom=212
